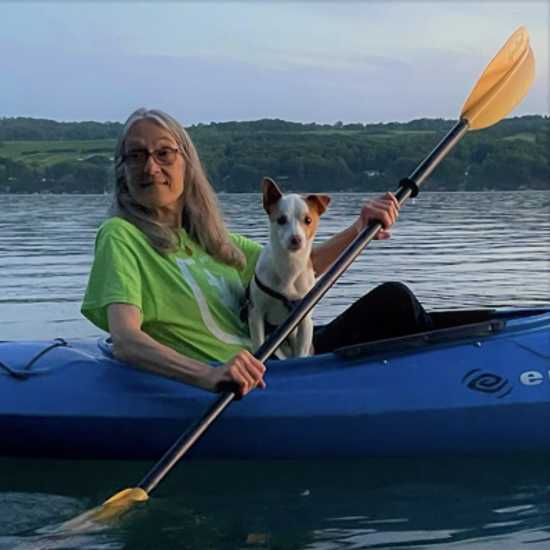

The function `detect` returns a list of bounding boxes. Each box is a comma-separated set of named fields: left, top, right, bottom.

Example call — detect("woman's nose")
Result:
left=144, top=154, right=161, bottom=174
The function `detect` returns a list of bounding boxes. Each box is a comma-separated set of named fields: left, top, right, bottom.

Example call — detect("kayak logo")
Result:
left=519, top=370, right=550, bottom=386
left=462, top=369, right=512, bottom=398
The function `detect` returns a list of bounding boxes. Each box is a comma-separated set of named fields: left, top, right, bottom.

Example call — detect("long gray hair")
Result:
left=112, top=108, right=245, bottom=270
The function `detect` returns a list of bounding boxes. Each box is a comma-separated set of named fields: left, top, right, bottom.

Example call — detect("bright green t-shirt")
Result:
left=81, top=217, right=262, bottom=363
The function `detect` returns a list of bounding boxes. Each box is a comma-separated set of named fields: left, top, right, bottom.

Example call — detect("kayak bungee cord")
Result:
left=0, top=338, right=68, bottom=380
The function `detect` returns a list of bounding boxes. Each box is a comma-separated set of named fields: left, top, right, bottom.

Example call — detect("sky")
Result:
left=1, top=1, right=548, bottom=125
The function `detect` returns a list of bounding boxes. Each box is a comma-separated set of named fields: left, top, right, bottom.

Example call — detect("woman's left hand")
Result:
left=352, top=192, right=400, bottom=240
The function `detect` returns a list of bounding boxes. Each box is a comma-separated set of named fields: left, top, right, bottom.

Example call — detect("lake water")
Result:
left=1, top=191, right=549, bottom=549
left=2, top=191, right=549, bottom=340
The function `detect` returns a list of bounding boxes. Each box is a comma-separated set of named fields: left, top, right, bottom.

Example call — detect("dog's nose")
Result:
left=289, top=235, right=302, bottom=249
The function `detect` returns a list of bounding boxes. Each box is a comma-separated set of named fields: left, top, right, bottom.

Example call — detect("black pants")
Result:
left=313, top=282, right=433, bottom=354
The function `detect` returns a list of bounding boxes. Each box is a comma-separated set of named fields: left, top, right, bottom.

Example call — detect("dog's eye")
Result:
left=304, top=216, right=312, bottom=225
left=276, top=215, right=287, bottom=225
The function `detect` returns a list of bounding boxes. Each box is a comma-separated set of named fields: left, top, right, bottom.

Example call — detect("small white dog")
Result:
left=245, top=177, right=331, bottom=359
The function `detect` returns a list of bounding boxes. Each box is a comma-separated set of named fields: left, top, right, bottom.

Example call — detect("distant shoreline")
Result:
left=1, top=115, right=548, bottom=194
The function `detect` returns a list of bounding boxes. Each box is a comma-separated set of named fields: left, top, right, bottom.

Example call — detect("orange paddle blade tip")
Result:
left=52, top=487, right=149, bottom=534
left=461, top=26, right=535, bottom=130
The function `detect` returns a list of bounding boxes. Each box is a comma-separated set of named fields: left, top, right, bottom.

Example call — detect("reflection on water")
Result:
left=0, top=456, right=549, bottom=549
left=1, top=191, right=549, bottom=339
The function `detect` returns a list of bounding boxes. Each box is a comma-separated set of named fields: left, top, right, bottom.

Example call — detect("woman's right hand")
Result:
left=215, top=350, right=266, bottom=397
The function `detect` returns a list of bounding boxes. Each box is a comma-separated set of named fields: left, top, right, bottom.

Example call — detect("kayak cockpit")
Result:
left=331, top=307, right=550, bottom=361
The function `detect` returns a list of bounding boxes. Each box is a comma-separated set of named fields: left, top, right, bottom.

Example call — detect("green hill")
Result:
left=0, top=115, right=548, bottom=193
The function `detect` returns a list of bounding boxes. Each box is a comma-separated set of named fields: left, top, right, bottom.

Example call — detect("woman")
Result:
left=82, top=108, right=425, bottom=397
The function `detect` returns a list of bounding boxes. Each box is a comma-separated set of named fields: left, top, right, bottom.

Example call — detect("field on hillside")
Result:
left=0, top=139, right=116, bottom=166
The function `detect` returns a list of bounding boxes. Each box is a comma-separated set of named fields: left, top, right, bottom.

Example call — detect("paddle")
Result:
left=60, top=26, right=534, bottom=530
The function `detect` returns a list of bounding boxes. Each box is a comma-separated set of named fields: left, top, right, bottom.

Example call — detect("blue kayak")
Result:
left=1, top=307, right=549, bottom=460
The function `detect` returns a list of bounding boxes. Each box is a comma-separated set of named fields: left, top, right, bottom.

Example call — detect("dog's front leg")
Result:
left=274, top=346, right=289, bottom=360
left=274, top=328, right=294, bottom=360
left=294, top=318, right=314, bottom=357
left=282, top=326, right=302, bottom=358
left=248, top=305, right=265, bottom=352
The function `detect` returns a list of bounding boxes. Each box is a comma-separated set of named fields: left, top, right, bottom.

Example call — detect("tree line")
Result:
left=0, top=115, right=548, bottom=193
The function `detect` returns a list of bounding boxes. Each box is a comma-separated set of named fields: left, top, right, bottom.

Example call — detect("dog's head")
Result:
left=261, top=177, right=331, bottom=253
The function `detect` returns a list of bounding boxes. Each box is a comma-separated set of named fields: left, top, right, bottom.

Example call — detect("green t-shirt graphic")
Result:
left=81, top=217, right=261, bottom=363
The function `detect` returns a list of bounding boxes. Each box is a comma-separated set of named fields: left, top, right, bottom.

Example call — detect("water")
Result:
left=0, top=457, right=549, bottom=549
left=1, top=191, right=549, bottom=548
left=2, top=192, right=549, bottom=339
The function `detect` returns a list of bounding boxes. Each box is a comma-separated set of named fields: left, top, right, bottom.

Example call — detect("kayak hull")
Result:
left=1, top=308, right=549, bottom=460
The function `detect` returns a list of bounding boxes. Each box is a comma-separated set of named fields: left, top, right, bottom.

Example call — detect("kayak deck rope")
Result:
left=0, top=338, right=68, bottom=380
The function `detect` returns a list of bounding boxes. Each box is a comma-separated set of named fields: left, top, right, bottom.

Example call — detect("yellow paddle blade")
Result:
left=50, top=487, right=148, bottom=534
left=461, top=26, right=535, bottom=130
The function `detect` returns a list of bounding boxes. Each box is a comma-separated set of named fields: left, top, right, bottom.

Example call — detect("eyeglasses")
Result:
left=122, top=147, right=181, bottom=167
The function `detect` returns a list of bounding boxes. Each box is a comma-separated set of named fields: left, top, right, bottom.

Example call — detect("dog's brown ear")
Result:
left=262, top=177, right=283, bottom=214
left=305, top=194, right=331, bottom=216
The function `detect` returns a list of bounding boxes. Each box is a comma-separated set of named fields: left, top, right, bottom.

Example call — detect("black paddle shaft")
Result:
left=138, top=118, right=470, bottom=495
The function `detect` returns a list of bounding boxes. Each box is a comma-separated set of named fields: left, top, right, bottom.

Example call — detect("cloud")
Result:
left=0, top=1, right=547, bottom=122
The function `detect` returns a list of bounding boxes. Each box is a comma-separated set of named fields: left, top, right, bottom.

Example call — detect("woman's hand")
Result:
left=352, top=192, right=400, bottom=240
left=311, top=191, right=400, bottom=275
left=107, top=304, right=265, bottom=395
left=215, top=350, right=266, bottom=397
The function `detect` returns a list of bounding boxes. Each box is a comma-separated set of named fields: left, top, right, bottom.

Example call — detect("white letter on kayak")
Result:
left=520, top=371, right=543, bottom=386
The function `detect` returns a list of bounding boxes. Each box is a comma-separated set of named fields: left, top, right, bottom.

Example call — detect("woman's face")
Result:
left=123, top=119, right=185, bottom=219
